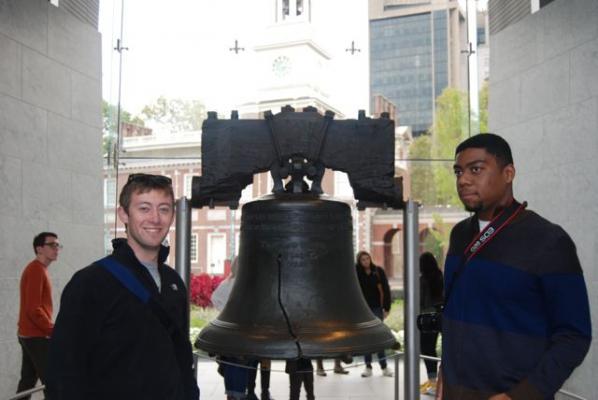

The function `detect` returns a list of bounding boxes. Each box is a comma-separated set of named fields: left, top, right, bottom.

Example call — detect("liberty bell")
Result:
left=192, top=106, right=404, bottom=359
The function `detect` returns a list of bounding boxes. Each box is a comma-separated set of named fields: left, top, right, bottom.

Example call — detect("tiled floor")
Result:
left=196, top=355, right=435, bottom=400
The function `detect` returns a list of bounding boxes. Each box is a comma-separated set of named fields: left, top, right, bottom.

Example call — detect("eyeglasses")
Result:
left=43, top=243, right=63, bottom=249
left=126, top=173, right=172, bottom=185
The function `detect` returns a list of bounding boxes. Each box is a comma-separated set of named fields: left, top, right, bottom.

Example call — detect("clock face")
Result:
left=272, top=56, right=292, bottom=78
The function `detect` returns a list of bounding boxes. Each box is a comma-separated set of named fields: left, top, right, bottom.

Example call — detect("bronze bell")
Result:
left=195, top=193, right=396, bottom=359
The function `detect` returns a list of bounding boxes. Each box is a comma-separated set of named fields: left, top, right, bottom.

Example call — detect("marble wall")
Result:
left=0, top=0, right=103, bottom=396
left=489, top=0, right=598, bottom=397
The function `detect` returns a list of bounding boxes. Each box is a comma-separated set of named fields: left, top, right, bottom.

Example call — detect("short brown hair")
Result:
left=119, top=174, right=174, bottom=213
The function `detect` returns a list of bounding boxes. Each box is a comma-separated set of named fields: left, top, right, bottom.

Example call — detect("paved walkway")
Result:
left=196, top=355, right=435, bottom=400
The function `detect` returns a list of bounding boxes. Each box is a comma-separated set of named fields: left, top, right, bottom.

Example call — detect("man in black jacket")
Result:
left=47, top=174, right=199, bottom=400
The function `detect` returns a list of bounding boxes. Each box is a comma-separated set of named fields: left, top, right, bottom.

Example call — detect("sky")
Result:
left=100, top=0, right=488, bottom=118
left=101, top=0, right=241, bottom=115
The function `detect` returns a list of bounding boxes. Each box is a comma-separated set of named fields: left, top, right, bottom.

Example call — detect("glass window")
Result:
left=190, top=233, right=198, bottom=263
left=207, top=233, right=226, bottom=275
left=104, top=178, right=116, bottom=208
left=184, top=174, right=193, bottom=199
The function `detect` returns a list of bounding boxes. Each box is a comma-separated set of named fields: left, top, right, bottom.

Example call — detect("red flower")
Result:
left=190, top=273, right=226, bottom=308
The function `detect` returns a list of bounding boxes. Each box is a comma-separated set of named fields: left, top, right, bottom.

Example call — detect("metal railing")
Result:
left=7, top=385, right=44, bottom=400
left=8, top=352, right=587, bottom=400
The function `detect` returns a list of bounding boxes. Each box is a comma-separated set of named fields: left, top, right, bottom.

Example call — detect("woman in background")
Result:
left=419, top=252, right=444, bottom=396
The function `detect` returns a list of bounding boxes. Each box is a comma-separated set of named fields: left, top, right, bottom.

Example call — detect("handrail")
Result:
left=8, top=352, right=586, bottom=400
left=7, top=385, right=44, bottom=400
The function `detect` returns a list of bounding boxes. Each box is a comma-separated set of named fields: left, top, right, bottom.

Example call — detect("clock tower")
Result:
left=239, top=0, right=355, bottom=118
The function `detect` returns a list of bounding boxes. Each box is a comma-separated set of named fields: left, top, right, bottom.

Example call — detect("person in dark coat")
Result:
left=419, top=251, right=443, bottom=396
left=355, top=250, right=393, bottom=378
left=285, top=358, right=315, bottom=400
left=46, top=174, right=199, bottom=400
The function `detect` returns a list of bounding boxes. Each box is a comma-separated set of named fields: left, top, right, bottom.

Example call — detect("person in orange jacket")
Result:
left=17, top=232, right=62, bottom=399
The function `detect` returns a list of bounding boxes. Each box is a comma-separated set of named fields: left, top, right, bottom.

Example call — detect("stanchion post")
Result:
left=175, top=196, right=192, bottom=291
left=403, top=199, right=420, bottom=400
left=394, top=352, right=400, bottom=400
left=175, top=197, right=197, bottom=371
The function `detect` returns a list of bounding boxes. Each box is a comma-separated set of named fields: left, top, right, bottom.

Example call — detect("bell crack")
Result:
left=276, top=254, right=303, bottom=358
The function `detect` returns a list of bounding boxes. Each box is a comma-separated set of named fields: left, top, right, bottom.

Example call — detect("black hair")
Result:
left=420, top=252, right=443, bottom=300
left=33, top=232, right=58, bottom=254
left=455, top=133, right=514, bottom=167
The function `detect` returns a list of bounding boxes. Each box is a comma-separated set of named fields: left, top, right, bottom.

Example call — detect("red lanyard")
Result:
left=444, top=200, right=527, bottom=306
left=464, top=200, right=527, bottom=263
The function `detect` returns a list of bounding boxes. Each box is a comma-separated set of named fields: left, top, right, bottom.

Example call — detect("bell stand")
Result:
left=174, top=196, right=196, bottom=370
left=174, top=195, right=422, bottom=400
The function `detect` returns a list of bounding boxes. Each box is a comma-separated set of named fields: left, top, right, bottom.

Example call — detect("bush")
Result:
left=385, top=298, right=404, bottom=332
left=190, top=273, right=225, bottom=308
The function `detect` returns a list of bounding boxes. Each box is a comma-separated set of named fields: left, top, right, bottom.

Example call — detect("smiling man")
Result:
left=47, top=174, right=199, bottom=400
left=437, top=134, right=591, bottom=400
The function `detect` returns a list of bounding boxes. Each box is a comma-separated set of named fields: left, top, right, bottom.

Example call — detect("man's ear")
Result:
left=503, top=163, right=516, bottom=184
left=117, top=206, right=129, bottom=225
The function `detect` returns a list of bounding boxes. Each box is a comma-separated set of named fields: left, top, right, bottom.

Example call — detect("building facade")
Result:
left=369, top=0, right=468, bottom=135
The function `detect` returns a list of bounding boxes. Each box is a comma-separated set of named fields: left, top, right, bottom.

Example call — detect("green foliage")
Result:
left=430, top=88, right=468, bottom=159
left=190, top=304, right=219, bottom=329
left=479, top=82, right=489, bottom=133
left=101, top=100, right=144, bottom=155
left=423, top=213, right=451, bottom=267
left=429, top=88, right=468, bottom=207
left=385, top=298, right=404, bottom=333
left=408, top=134, right=436, bottom=205
left=140, top=96, right=207, bottom=133
left=407, top=85, right=489, bottom=207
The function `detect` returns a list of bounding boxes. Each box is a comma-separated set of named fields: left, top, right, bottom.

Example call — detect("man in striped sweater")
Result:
left=17, top=232, right=61, bottom=399
left=438, top=134, right=591, bottom=400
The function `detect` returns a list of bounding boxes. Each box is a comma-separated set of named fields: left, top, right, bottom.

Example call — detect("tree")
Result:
left=429, top=88, right=468, bottom=206
left=140, top=96, right=207, bottom=133
left=408, top=134, right=436, bottom=204
left=479, top=81, right=489, bottom=133
left=102, top=100, right=144, bottom=156
left=422, top=213, right=451, bottom=267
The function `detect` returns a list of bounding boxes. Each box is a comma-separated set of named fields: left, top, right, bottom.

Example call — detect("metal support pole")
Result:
left=394, top=352, right=400, bottom=400
left=175, top=197, right=192, bottom=292
left=175, top=196, right=197, bottom=372
left=403, top=199, right=420, bottom=400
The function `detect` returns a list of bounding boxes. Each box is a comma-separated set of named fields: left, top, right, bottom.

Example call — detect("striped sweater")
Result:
left=442, top=210, right=591, bottom=400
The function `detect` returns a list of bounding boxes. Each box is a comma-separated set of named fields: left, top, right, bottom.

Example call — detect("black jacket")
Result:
left=356, top=264, right=392, bottom=312
left=47, top=239, right=199, bottom=400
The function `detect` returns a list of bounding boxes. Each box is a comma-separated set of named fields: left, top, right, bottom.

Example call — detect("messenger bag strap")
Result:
left=97, top=256, right=178, bottom=336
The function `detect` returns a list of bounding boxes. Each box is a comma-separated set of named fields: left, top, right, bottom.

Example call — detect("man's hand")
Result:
left=489, top=394, right=511, bottom=400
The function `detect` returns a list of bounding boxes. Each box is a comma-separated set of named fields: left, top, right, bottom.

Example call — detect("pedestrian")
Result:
left=211, top=258, right=250, bottom=400
left=286, top=358, right=315, bottom=400
left=418, top=252, right=443, bottom=396
left=355, top=251, right=393, bottom=378
left=16, top=232, right=62, bottom=399
left=246, top=359, right=275, bottom=400
left=46, top=173, right=199, bottom=399
left=438, top=133, right=591, bottom=399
